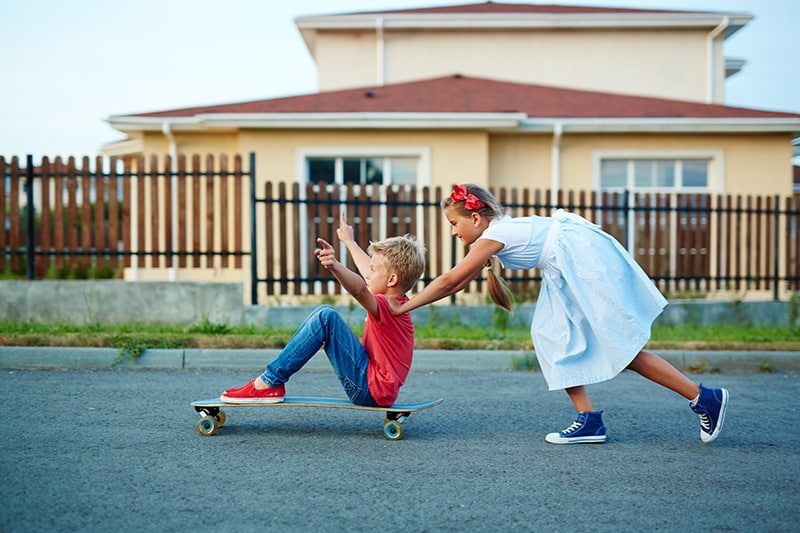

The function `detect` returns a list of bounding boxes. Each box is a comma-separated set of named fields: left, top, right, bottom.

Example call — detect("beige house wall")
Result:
left=134, top=128, right=794, bottom=198
left=488, top=134, right=551, bottom=189
left=317, top=28, right=711, bottom=102
left=314, top=31, right=379, bottom=91
left=239, top=129, right=490, bottom=189
left=554, top=133, right=794, bottom=196
left=140, top=131, right=239, bottom=160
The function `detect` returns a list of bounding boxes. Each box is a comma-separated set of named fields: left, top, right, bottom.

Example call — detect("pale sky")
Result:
left=1, top=0, right=798, bottom=162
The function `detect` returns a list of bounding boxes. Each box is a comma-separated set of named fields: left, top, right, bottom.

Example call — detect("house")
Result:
left=102, top=2, right=800, bottom=299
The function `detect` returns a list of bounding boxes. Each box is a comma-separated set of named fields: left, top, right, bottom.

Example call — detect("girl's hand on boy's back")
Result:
left=314, top=238, right=339, bottom=270
left=386, top=295, right=405, bottom=315
left=336, top=212, right=355, bottom=244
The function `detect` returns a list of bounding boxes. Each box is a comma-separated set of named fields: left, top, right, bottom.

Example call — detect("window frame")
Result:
left=592, top=149, right=723, bottom=194
left=296, top=146, right=430, bottom=188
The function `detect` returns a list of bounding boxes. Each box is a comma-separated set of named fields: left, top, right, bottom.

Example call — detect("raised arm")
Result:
left=315, top=237, right=378, bottom=316
left=394, top=238, right=504, bottom=314
left=336, top=212, right=371, bottom=277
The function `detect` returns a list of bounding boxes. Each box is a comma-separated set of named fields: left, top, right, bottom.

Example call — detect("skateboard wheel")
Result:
left=214, top=411, right=226, bottom=427
left=383, top=419, right=403, bottom=441
left=197, top=416, right=218, bottom=436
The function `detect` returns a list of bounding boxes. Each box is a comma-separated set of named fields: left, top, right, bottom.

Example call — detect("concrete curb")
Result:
left=0, top=346, right=797, bottom=373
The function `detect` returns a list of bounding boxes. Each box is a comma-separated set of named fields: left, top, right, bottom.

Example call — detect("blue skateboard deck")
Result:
left=191, top=396, right=443, bottom=440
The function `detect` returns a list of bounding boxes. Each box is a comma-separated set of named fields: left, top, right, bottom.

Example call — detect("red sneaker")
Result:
left=220, top=380, right=285, bottom=404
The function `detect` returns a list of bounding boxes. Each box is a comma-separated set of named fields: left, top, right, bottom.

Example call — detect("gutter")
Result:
left=295, top=12, right=752, bottom=32
left=376, top=16, right=385, bottom=86
left=162, top=121, right=177, bottom=161
left=551, top=123, right=562, bottom=207
left=707, top=16, right=729, bottom=103
left=161, top=122, right=178, bottom=282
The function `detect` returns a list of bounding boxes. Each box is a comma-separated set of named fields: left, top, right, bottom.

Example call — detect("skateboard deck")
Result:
left=191, top=396, right=443, bottom=440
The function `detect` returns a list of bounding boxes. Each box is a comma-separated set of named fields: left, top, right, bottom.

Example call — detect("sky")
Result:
left=1, top=0, right=798, bottom=162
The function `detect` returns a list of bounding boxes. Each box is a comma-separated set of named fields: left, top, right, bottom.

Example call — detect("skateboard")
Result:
left=191, top=396, right=443, bottom=440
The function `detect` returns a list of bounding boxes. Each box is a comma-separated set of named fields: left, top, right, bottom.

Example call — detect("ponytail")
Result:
left=486, top=258, right=513, bottom=312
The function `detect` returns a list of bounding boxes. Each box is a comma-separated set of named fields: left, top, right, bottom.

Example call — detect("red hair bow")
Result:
left=450, top=184, right=486, bottom=211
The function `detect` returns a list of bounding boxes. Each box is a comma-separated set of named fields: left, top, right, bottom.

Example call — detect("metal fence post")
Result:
left=249, top=152, right=258, bottom=306
left=25, top=154, right=35, bottom=280
left=774, top=194, right=780, bottom=301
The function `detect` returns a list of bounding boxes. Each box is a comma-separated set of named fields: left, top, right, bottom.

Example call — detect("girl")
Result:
left=391, top=183, right=728, bottom=444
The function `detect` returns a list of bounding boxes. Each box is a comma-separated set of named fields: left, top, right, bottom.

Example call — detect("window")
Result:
left=597, top=156, right=713, bottom=286
left=600, top=159, right=708, bottom=191
left=307, top=156, right=419, bottom=186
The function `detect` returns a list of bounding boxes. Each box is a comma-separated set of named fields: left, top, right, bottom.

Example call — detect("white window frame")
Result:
left=296, top=146, right=431, bottom=188
left=592, top=149, right=724, bottom=195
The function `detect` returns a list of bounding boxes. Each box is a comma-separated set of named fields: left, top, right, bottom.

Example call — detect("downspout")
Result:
left=550, top=123, right=562, bottom=210
left=162, top=122, right=178, bottom=282
left=376, top=16, right=385, bottom=86
left=706, top=16, right=729, bottom=103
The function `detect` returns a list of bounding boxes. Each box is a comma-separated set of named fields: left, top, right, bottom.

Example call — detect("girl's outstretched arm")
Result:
left=393, top=238, right=503, bottom=314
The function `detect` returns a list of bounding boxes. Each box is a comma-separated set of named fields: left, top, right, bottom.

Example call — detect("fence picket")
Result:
left=0, top=157, right=5, bottom=270
left=787, top=195, right=800, bottom=291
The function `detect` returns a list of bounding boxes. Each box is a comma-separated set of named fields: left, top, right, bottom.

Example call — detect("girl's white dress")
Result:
left=479, top=210, right=667, bottom=390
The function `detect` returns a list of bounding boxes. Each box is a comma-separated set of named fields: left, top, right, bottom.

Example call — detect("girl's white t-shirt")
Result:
left=477, top=215, right=552, bottom=270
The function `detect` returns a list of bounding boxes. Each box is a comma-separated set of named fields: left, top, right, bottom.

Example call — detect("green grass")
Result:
left=1, top=321, right=798, bottom=352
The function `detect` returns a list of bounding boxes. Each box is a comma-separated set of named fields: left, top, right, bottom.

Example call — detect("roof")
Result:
left=115, top=75, right=800, bottom=121
left=295, top=2, right=751, bottom=40
left=342, top=2, right=730, bottom=16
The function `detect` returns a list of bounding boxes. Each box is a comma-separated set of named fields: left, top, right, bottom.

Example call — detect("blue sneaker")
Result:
left=691, top=384, right=728, bottom=443
left=545, top=411, right=607, bottom=444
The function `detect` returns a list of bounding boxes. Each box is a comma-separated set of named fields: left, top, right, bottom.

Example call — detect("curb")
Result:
left=0, top=347, right=797, bottom=373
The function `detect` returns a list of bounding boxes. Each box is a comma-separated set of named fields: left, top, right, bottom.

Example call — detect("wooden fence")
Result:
left=254, top=182, right=800, bottom=302
left=3, top=153, right=799, bottom=302
left=1, top=154, right=248, bottom=278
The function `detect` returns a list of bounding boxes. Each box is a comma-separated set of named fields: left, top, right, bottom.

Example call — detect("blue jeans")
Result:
left=261, top=305, right=379, bottom=407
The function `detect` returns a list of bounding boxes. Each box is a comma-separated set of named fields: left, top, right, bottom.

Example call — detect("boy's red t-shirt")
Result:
left=361, top=294, right=414, bottom=406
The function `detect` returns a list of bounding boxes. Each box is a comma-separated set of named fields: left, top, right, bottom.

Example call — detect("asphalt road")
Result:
left=1, top=368, right=798, bottom=532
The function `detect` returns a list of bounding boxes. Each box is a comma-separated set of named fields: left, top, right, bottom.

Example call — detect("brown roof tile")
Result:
left=127, top=75, right=800, bottom=120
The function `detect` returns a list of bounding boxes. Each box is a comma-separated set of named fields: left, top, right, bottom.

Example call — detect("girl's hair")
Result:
left=368, top=234, right=426, bottom=294
left=441, top=183, right=514, bottom=312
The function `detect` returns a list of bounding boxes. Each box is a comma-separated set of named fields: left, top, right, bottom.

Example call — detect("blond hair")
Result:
left=368, top=234, right=426, bottom=294
left=441, top=183, right=514, bottom=312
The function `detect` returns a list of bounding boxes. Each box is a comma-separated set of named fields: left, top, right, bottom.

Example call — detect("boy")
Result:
left=220, top=213, right=426, bottom=407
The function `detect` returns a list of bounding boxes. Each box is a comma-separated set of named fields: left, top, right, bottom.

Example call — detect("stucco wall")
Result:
left=236, top=129, right=794, bottom=196
left=317, top=28, right=711, bottom=102
left=315, top=31, right=378, bottom=90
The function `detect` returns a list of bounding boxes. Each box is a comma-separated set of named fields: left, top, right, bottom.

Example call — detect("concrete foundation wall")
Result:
left=0, top=281, right=797, bottom=328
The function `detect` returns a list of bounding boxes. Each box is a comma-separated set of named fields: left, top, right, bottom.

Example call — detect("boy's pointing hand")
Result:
left=314, top=238, right=337, bottom=270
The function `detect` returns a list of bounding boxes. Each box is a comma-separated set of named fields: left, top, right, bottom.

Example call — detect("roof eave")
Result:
left=522, top=118, right=800, bottom=135
left=106, top=114, right=800, bottom=136
left=107, top=113, right=528, bottom=131
left=295, top=12, right=752, bottom=33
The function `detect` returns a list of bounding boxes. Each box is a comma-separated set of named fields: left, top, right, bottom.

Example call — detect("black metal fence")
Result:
left=250, top=180, right=800, bottom=303
left=4, top=153, right=799, bottom=303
